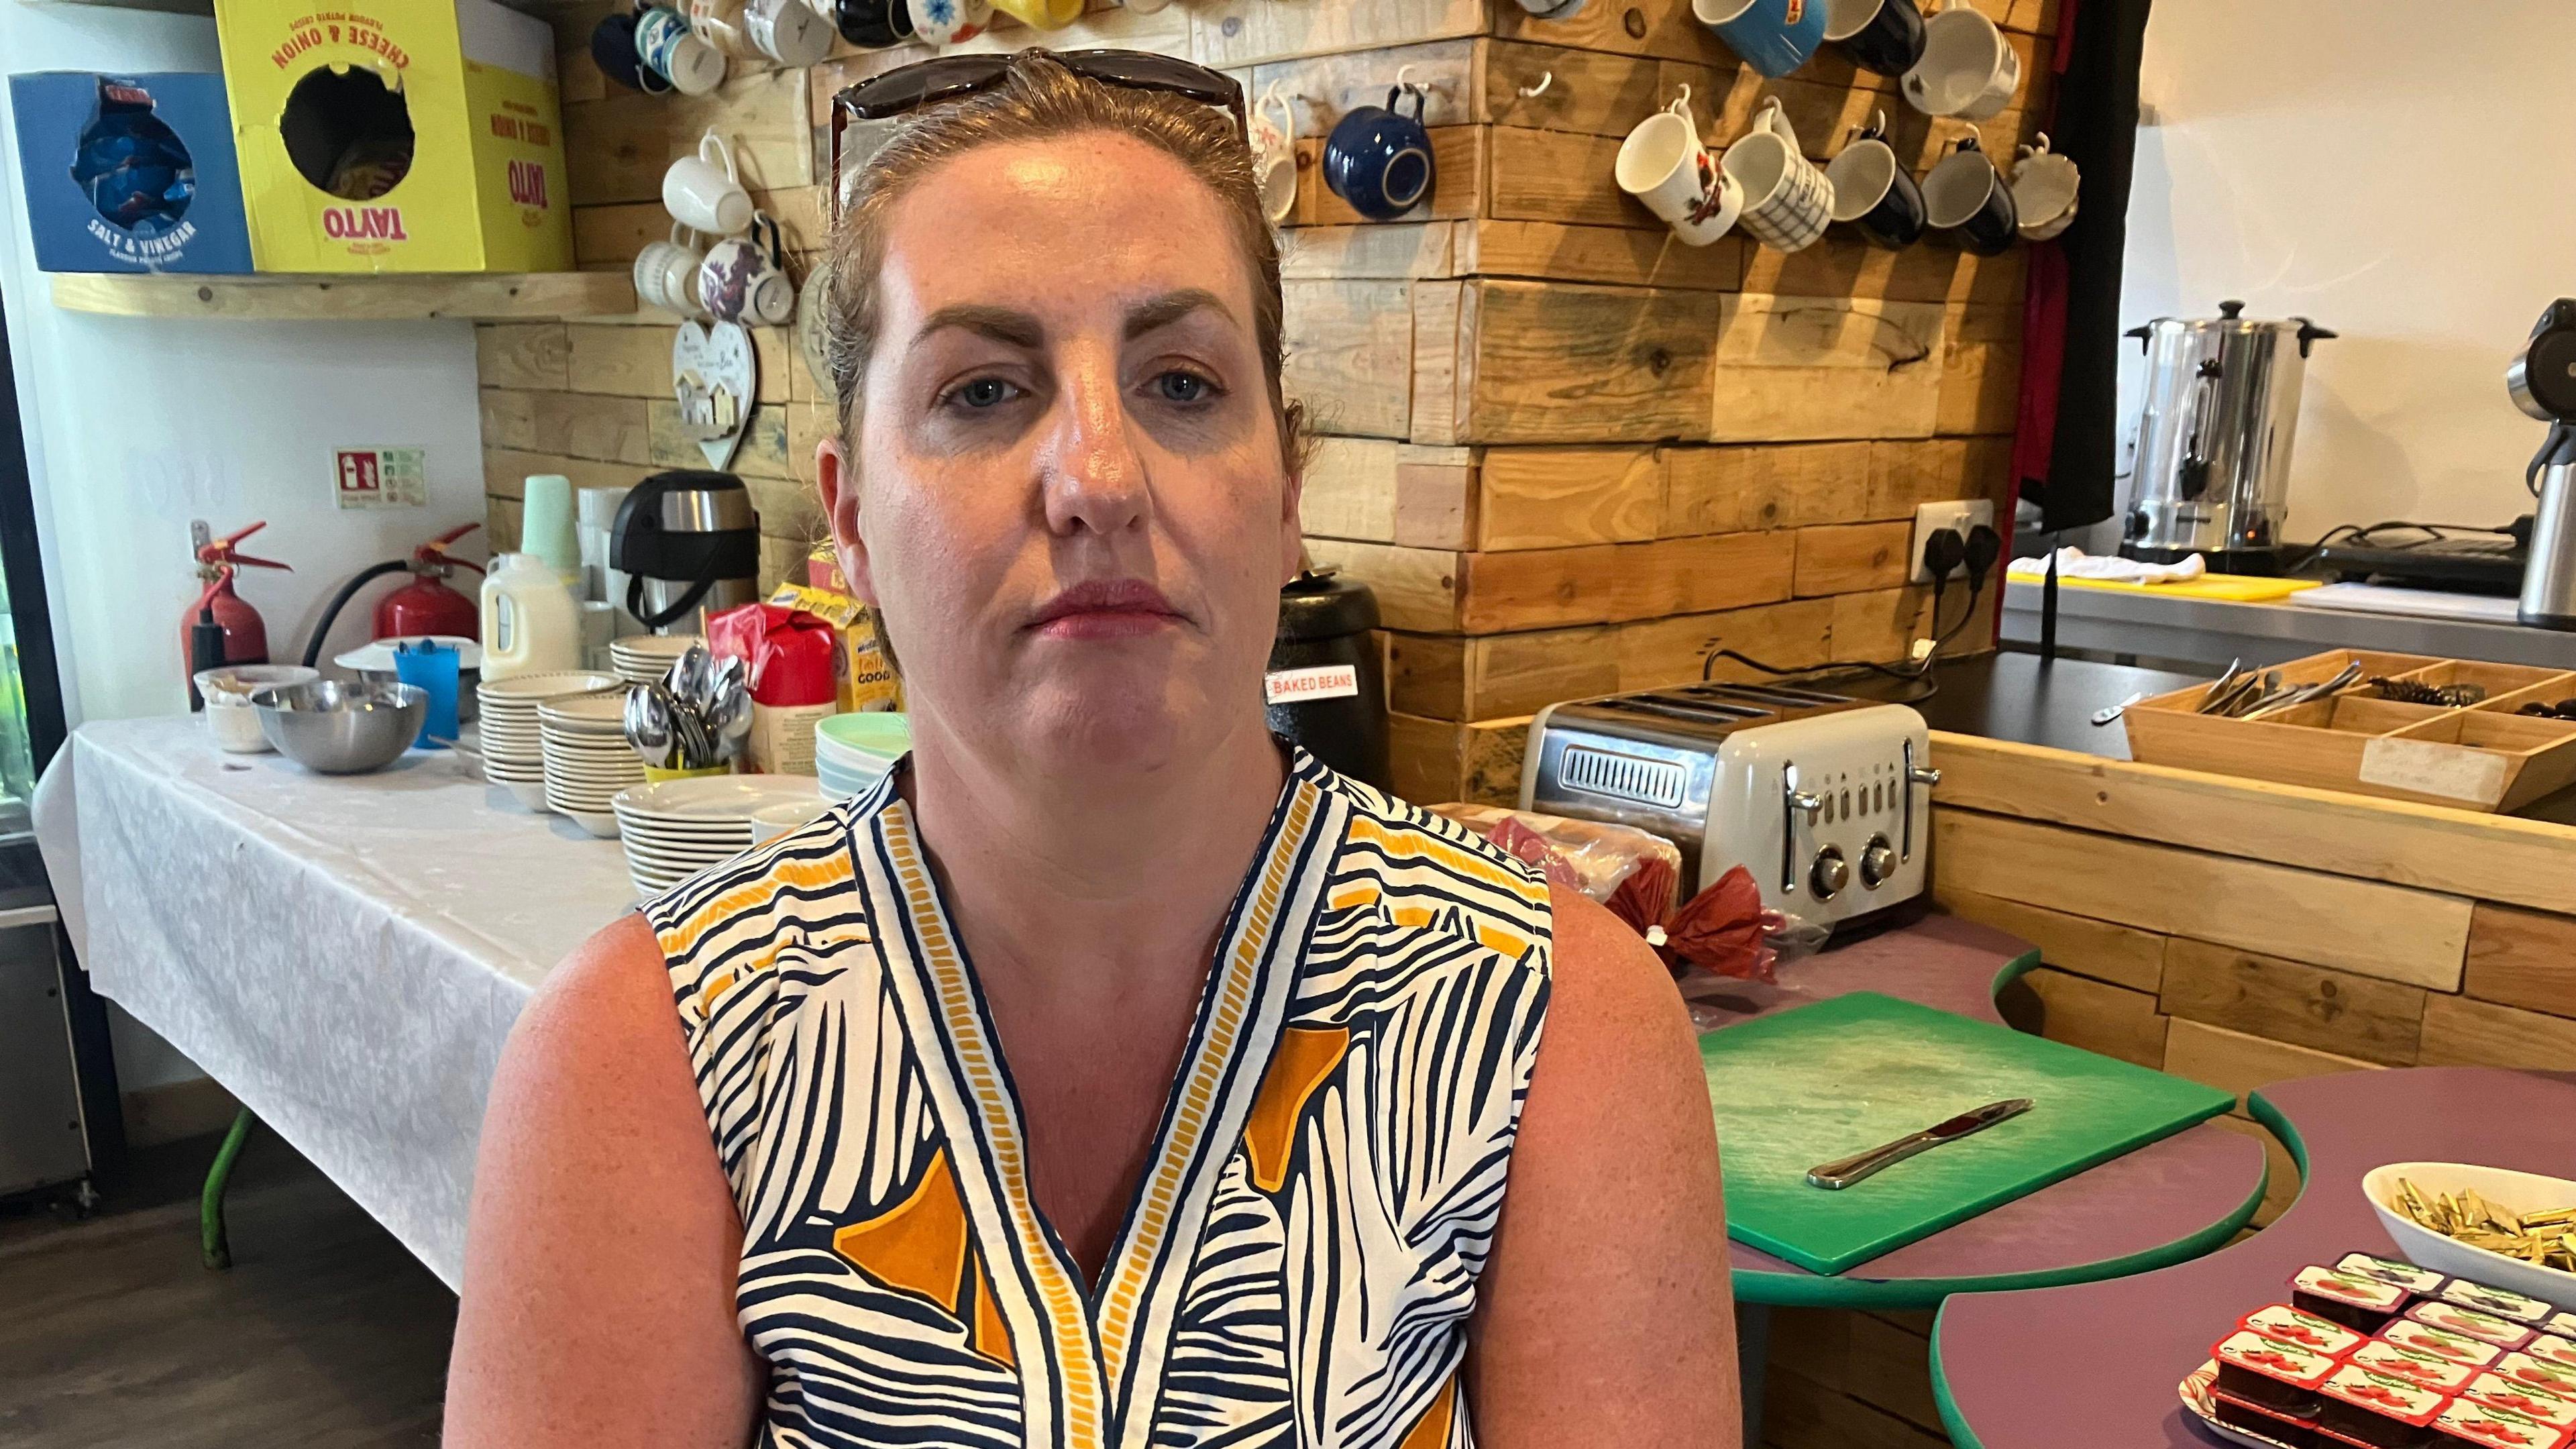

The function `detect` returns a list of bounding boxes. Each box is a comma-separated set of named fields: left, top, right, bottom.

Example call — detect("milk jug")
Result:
left=480, top=551, right=582, bottom=680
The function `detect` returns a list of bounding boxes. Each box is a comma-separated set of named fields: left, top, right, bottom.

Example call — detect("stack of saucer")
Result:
left=476, top=671, right=618, bottom=811
left=539, top=689, right=647, bottom=837
left=613, top=775, right=824, bottom=896
left=609, top=633, right=703, bottom=686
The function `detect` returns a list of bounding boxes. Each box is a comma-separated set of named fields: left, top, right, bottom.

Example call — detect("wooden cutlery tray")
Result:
left=2120, top=650, right=2576, bottom=812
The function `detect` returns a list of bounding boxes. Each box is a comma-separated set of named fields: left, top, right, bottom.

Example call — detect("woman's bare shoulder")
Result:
left=511, top=912, right=681, bottom=1065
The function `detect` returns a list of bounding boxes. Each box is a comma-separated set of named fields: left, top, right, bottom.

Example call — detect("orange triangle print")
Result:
left=1242, top=1026, right=1350, bottom=1193
left=1399, top=1371, right=1458, bottom=1449
left=833, top=1146, right=971, bottom=1315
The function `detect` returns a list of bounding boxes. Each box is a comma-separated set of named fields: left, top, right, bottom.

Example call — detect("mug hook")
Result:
left=1666, top=82, right=1692, bottom=116
left=1517, top=70, right=1554, bottom=99
left=1394, top=63, right=1426, bottom=97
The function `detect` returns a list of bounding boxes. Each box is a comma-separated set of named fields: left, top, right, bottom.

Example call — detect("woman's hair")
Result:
left=820, top=49, right=1307, bottom=472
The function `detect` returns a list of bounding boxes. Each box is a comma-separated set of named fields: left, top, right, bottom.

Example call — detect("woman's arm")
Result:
left=444, top=914, right=765, bottom=1448
left=1469, top=886, right=1740, bottom=1447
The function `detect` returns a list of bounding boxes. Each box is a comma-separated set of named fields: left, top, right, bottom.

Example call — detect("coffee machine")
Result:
left=2510, top=299, right=2576, bottom=629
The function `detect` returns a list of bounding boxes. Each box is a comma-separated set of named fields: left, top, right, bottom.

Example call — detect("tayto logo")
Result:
left=506, top=160, right=549, bottom=209
left=322, top=206, right=408, bottom=241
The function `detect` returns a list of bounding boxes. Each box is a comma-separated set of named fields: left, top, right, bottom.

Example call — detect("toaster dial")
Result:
left=1859, top=834, right=1896, bottom=890
left=1810, top=846, right=1849, bottom=900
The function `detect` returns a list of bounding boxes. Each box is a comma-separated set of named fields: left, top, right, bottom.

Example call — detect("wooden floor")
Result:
left=0, top=1131, right=455, bottom=1448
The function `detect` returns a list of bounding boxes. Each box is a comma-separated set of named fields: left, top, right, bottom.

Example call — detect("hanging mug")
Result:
left=1923, top=133, right=2019, bottom=254
left=664, top=129, right=755, bottom=237
left=1903, top=0, right=2021, bottom=120
left=906, top=0, right=990, bottom=45
left=1690, top=0, right=1829, bottom=79
left=1721, top=98, right=1835, bottom=253
left=2012, top=133, right=2082, bottom=241
left=700, top=213, right=797, bottom=327
left=589, top=11, right=671, bottom=95
left=636, top=221, right=712, bottom=318
left=833, top=0, right=915, bottom=49
left=690, top=0, right=833, bottom=65
left=1614, top=87, right=1739, bottom=247
left=1824, top=111, right=1926, bottom=250
left=1824, top=0, right=1927, bottom=76
left=634, top=5, right=727, bottom=97
left=1324, top=84, right=1435, bottom=222
left=1248, top=83, right=1298, bottom=226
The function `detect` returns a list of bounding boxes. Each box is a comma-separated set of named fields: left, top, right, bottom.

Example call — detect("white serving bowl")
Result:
left=2363, top=1161, right=2576, bottom=1311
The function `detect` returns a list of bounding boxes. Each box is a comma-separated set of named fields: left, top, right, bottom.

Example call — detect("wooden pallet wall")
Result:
left=474, top=0, right=2047, bottom=808
left=1934, top=735, right=2576, bottom=1232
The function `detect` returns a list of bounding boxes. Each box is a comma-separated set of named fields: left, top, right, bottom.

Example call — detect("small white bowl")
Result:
left=195, top=665, right=320, bottom=753
left=2363, top=1161, right=2576, bottom=1312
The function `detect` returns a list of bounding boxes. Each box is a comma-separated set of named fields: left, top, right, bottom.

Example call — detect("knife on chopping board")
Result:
left=1805, top=1098, right=2035, bottom=1190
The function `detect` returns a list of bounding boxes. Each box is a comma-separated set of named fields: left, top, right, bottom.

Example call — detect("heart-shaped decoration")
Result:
left=672, top=319, right=758, bottom=470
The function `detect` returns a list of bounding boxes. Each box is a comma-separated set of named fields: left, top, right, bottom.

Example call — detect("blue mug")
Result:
left=1692, top=0, right=1829, bottom=78
left=1324, top=85, right=1435, bottom=221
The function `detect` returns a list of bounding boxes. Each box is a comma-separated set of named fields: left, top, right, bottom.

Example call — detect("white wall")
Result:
left=3, top=3, right=488, bottom=1087
left=2119, top=0, right=2576, bottom=545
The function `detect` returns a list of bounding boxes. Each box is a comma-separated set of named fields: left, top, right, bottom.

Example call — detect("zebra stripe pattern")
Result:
left=646, top=750, right=1554, bottom=1448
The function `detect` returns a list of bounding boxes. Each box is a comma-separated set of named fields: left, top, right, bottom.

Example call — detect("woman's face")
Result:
left=818, top=131, right=1300, bottom=782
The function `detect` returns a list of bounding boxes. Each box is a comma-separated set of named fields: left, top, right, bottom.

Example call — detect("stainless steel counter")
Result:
left=1998, top=579, right=2576, bottom=671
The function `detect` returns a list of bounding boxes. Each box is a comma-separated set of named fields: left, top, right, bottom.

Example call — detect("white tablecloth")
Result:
left=46, top=717, right=641, bottom=1288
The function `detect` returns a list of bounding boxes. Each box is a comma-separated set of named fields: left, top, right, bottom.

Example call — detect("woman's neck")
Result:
left=902, top=716, right=1289, bottom=1001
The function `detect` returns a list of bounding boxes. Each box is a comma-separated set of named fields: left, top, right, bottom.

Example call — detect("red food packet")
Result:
left=707, top=602, right=837, bottom=706
left=1603, top=854, right=1678, bottom=937
left=1485, top=816, right=1585, bottom=894
left=1656, top=865, right=1780, bottom=983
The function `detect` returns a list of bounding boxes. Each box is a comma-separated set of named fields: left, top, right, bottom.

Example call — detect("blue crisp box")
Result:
left=10, top=72, right=253, bottom=274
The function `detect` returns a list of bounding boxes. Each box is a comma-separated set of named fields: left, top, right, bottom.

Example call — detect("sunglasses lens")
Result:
left=842, top=55, right=1009, bottom=118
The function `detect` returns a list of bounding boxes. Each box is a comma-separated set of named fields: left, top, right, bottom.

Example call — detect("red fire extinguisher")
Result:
left=179, top=521, right=290, bottom=684
left=373, top=523, right=486, bottom=640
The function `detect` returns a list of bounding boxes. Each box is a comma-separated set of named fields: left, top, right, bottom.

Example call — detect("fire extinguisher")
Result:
left=180, top=520, right=290, bottom=696
left=372, top=523, right=486, bottom=641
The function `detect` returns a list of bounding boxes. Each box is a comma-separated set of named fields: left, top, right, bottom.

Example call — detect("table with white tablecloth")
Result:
left=40, top=716, right=640, bottom=1289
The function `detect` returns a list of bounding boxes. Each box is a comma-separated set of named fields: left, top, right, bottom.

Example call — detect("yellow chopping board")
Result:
left=2051, top=575, right=2324, bottom=603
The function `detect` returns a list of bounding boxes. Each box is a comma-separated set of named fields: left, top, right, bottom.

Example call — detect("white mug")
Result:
left=1721, top=98, right=1834, bottom=252
left=702, top=0, right=832, bottom=64
left=1248, top=83, right=1298, bottom=226
left=699, top=213, right=796, bottom=327
left=1614, top=87, right=1739, bottom=247
left=635, top=222, right=711, bottom=318
left=2012, top=132, right=2082, bottom=241
left=905, top=0, right=991, bottom=44
left=664, top=130, right=753, bottom=237
left=1903, top=0, right=2021, bottom=121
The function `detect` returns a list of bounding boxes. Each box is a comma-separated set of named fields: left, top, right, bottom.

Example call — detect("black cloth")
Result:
left=2023, top=0, right=2154, bottom=532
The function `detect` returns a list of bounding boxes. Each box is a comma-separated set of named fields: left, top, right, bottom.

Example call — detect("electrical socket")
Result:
left=1913, top=500, right=1996, bottom=583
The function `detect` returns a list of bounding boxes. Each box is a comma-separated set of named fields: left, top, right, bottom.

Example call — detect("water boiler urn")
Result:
left=2122, top=301, right=2335, bottom=573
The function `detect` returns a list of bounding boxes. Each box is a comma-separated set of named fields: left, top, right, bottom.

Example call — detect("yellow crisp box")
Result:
left=769, top=582, right=900, bottom=714
left=216, top=0, right=572, bottom=272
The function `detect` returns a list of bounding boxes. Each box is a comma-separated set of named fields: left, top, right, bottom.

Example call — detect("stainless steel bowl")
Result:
left=250, top=680, right=429, bottom=774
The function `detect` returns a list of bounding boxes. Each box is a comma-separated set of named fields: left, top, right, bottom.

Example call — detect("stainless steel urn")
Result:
left=2121, top=301, right=2335, bottom=572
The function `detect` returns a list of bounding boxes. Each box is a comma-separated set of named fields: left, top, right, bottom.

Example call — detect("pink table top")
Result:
left=1711, top=913, right=2268, bottom=1308
left=1931, top=1067, right=2576, bottom=1447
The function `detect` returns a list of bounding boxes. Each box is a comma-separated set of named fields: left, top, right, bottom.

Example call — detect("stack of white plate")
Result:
left=477, top=671, right=619, bottom=810
left=539, top=689, right=647, bottom=837
left=608, top=633, right=704, bottom=685
left=614, top=775, right=826, bottom=896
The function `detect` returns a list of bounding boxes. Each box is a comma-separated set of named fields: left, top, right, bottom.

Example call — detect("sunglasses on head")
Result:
left=834, top=48, right=1248, bottom=133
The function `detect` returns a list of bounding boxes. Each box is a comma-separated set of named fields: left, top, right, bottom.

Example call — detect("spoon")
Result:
left=625, top=681, right=674, bottom=768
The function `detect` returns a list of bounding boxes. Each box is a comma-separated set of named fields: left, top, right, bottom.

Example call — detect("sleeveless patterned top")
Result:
left=643, top=749, right=1555, bottom=1449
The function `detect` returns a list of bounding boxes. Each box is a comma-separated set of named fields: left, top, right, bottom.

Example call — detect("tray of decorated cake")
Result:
left=2181, top=1254, right=2576, bottom=1448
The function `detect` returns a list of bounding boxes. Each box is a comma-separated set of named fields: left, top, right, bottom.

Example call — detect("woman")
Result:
left=445, top=50, right=1736, bottom=1448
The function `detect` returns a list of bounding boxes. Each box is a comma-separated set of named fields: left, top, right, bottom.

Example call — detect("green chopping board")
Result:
left=1703, top=992, right=2233, bottom=1275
